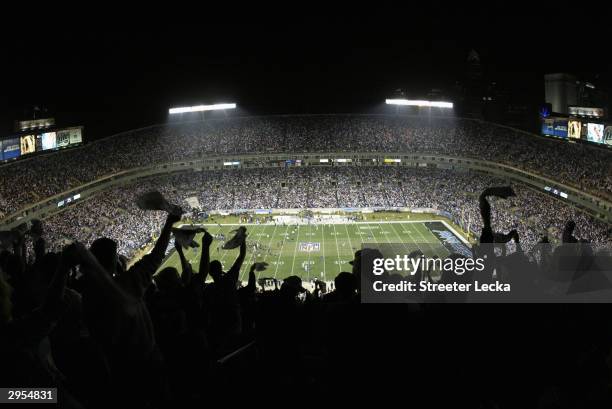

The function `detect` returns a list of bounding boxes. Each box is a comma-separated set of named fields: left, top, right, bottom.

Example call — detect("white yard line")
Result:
left=388, top=222, right=417, bottom=255
left=305, top=221, right=313, bottom=282
left=332, top=223, right=343, bottom=277
left=239, top=224, right=268, bottom=282
left=257, top=223, right=278, bottom=281
left=273, top=224, right=290, bottom=278
left=343, top=223, right=356, bottom=253
left=364, top=222, right=379, bottom=247
left=376, top=221, right=405, bottom=259
left=289, top=225, right=301, bottom=276
left=321, top=224, right=326, bottom=281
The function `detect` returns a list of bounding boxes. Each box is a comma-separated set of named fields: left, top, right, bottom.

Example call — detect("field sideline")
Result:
left=157, top=215, right=470, bottom=284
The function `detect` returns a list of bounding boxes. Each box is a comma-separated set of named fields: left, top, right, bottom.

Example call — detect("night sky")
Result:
left=0, top=8, right=609, bottom=140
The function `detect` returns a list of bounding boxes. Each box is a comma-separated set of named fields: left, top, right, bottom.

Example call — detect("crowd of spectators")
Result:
left=1, top=115, right=610, bottom=216
left=1, top=115, right=612, bottom=406
left=2, top=178, right=612, bottom=407
left=37, top=167, right=611, bottom=260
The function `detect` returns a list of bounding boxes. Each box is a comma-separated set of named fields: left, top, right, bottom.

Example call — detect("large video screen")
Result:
left=68, top=127, right=83, bottom=145
left=587, top=123, right=604, bottom=144
left=1, top=126, right=84, bottom=163
left=40, top=132, right=57, bottom=150
left=20, top=134, right=36, bottom=155
left=541, top=117, right=568, bottom=138
left=56, top=130, right=70, bottom=147
left=2, top=138, right=20, bottom=160
left=604, top=126, right=612, bottom=146
left=568, top=120, right=582, bottom=139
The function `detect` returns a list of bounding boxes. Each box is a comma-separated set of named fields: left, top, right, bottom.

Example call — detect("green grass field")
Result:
left=158, top=214, right=470, bottom=284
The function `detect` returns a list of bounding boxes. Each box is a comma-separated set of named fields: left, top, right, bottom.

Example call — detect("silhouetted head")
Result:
left=349, top=250, right=361, bottom=275
left=281, top=275, right=306, bottom=297
left=90, top=237, right=118, bottom=276
left=154, top=267, right=181, bottom=293
left=334, top=272, right=355, bottom=295
left=210, top=260, right=223, bottom=281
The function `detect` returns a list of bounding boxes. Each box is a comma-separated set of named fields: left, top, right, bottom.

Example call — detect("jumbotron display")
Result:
left=541, top=116, right=611, bottom=148
left=0, top=126, right=83, bottom=162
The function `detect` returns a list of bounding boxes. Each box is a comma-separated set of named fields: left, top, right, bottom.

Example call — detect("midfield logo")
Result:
left=299, top=242, right=321, bottom=252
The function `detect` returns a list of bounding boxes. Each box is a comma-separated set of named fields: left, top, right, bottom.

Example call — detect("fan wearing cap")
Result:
left=350, top=248, right=385, bottom=296
left=281, top=275, right=308, bottom=296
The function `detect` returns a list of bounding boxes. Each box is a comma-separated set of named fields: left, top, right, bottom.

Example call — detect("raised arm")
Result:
left=479, top=190, right=493, bottom=233
left=151, top=212, right=182, bottom=261
left=128, top=212, right=182, bottom=293
left=479, top=186, right=515, bottom=244
left=245, top=263, right=257, bottom=294
left=227, top=239, right=247, bottom=284
left=176, top=243, right=193, bottom=286
left=69, top=242, right=133, bottom=306
left=198, top=231, right=213, bottom=282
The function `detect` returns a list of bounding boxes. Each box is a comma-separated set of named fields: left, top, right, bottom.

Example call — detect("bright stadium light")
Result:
left=385, top=99, right=453, bottom=109
left=169, top=103, right=237, bottom=114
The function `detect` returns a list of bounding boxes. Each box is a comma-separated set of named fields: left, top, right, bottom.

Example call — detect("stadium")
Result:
left=1, top=115, right=610, bottom=285
left=1, top=13, right=612, bottom=408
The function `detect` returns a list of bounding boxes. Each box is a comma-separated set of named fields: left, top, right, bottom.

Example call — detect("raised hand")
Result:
left=202, top=231, right=213, bottom=247
left=166, top=210, right=183, bottom=225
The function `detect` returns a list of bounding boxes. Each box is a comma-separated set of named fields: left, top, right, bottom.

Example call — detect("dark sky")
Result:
left=0, top=8, right=610, bottom=139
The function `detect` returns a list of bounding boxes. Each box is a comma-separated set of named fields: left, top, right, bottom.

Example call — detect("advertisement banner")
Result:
left=604, top=126, right=612, bottom=146
left=587, top=123, right=604, bottom=144
left=2, top=138, right=20, bottom=160
left=20, top=135, right=36, bottom=155
left=56, top=130, right=71, bottom=147
left=40, top=132, right=57, bottom=150
left=568, top=120, right=582, bottom=139
left=541, top=117, right=568, bottom=138
left=67, top=127, right=83, bottom=145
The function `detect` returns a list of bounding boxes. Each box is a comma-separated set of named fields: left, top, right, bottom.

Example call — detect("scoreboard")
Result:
left=541, top=117, right=610, bottom=148
left=0, top=126, right=83, bottom=163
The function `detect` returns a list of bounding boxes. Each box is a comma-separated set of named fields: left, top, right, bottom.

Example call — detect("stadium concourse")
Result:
left=1, top=115, right=612, bottom=407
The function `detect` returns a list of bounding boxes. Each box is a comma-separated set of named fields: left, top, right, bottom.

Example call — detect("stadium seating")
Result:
left=2, top=116, right=612, bottom=408
left=39, top=167, right=611, bottom=258
left=0, top=115, right=610, bottom=217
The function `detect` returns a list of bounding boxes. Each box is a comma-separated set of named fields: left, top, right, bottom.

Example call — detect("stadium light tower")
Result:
left=168, top=103, right=237, bottom=114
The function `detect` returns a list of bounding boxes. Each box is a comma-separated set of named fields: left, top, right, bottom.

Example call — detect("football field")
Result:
left=158, top=217, right=470, bottom=284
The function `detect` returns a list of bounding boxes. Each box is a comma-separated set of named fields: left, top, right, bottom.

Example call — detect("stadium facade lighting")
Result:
left=385, top=99, right=453, bottom=109
left=169, top=103, right=237, bottom=114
